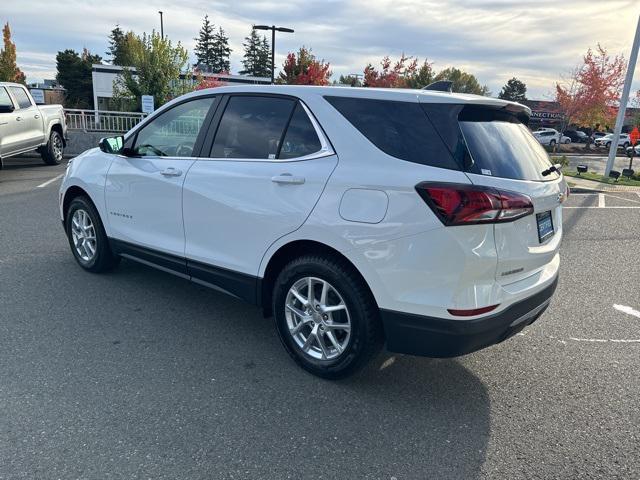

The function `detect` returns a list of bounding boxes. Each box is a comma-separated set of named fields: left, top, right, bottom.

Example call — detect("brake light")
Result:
left=415, top=182, right=534, bottom=225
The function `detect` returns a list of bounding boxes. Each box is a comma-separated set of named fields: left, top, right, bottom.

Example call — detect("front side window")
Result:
left=0, top=87, right=13, bottom=108
left=211, top=96, right=296, bottom=159
left=8, top=87, right=32, bottom=109
left=133, top=97, right=215, bottom=157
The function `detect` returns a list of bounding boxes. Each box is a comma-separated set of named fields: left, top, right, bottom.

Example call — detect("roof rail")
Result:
left=422, top=80, right=453, bottom=92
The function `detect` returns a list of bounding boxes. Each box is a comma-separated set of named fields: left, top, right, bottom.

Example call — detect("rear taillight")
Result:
left=415, top=182, right=534, bottom=226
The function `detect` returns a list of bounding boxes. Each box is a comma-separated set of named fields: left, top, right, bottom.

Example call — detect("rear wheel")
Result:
left=549, top=139, right=556, bottom=147
left=273, top=255, right=382, bottom=379
left=65, top=196, right=120, bottom=273
left=606, top=141, right=611, bottom=148
left=41, top=130, right=64, bottom=165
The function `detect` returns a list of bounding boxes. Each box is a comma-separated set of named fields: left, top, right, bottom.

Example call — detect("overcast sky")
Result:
left=4, top=0, right=640, bottom=99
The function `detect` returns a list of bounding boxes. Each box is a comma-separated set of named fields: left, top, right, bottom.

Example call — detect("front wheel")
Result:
left=272, top=255, right=383, bottom=379
left=42, top=130, right=64, bottom=165
left=549, top=139, right=556, bottom=147
left=606, top=142, right=611, bottom=148
left=65, top=196, right=120, bottom=273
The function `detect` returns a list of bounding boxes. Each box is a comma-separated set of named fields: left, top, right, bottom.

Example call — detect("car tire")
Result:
left=606, top=142, right=611, bottom=148
left=41, top=130, right=64, bottom=165
left=564, top=139, right=571, bottom=144
left=623, top=142, right=630, bottom=148
left=65, top=196, right=120, bottom=273
left=272, top=255, right=383, bottom=379
left=549, top=139, right=556, bottom=147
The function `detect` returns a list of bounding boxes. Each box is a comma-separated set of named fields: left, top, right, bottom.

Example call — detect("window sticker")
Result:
left=481, top=168, right=492, bottom=176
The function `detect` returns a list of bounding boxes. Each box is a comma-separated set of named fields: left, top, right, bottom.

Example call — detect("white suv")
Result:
left=59, top=86, right=565, bottom=378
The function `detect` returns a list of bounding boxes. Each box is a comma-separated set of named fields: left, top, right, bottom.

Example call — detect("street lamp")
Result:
left=253, top=25, right=294, bottom=84
left=158, top=11, right=164, bottom=39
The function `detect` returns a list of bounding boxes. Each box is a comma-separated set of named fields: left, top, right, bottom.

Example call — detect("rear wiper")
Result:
left=542, top=163, right=562, bottom=176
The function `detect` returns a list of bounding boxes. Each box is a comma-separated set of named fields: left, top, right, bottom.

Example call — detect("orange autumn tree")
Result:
left=278, top=47, right=331, bottom=85
left=0, top=23, right=26, bottom=84
left=363, top=54, right=418, bottom=88
left=555, top=44, right=626, bottom=135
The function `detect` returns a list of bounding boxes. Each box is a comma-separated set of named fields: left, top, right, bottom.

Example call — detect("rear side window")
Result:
left=279, top=103, right=322, bottom=159
left=424, top=104, right=558, bottom=181
left=0, top=87, right=13, bottom=108
left=324, top=96, right=461, bottom=170
left=211, top=96, right=295, bottom=159
left=8, top=86, right=32, bottom=109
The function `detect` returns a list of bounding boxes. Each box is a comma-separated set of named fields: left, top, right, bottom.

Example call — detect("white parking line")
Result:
left=598, top=193, right=605, bottom=208
left=613, top=304, right=640, bottom=319
left=36, top=174, right=64, bottom=188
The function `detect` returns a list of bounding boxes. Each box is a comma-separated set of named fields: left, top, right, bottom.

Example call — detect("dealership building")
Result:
left=90, top=64, right=271, bottom=111
left=522, top=99, right=639, bottom=132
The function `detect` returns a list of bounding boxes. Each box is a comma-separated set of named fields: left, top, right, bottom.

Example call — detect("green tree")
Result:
left=433, top=67, right=489, bottom=95
left=498, top=77, right=527, bottom=101
left=239, top=29, right=270, bottom=77
left=211, top=26, right=231, bottom=73
left=405, top=60, right=434, bottom=89
left=194, top=15, right=216, bottom=69
left=56, top=48, right=101, bottom=108
left=113, top=31, right=189, bottom=109
left=0, top=23, right=26, bottom=84
left=106, top=26, right=137, bottom=66
left=338, top=74, right=361, bottom=86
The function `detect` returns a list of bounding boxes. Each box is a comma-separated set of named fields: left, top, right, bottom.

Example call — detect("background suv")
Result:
left=59, top=86, right=565, bottom=378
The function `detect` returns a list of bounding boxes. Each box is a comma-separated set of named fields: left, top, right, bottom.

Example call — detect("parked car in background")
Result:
left=0, top=82, right=67, bottom=169
left=625, top=144, right=640, bottom=157
left=533, top=129, right=571, bottom=146
left=563, top=130, right=589, bottom=143
left=594, top=133, right=630, bottom=149
left=59, top=85, right=565, bottom=378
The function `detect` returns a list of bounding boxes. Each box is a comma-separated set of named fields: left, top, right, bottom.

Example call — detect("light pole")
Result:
left=253, top=25, right=294, bottom=84
left=158, top=11, right=164, bottom=39
left=605, top=15, right=640, bottom=176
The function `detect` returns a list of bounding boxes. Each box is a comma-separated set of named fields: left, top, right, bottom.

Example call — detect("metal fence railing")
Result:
left=64, top=109, right=148, bottom=133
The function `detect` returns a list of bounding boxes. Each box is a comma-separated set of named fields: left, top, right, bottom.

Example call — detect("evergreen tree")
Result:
left=211, top=26, right=231, bottom=73
left=258, top=35, right=271, bottom=77
left=0, top=23, right=26, bottom=84
left=240, top=29, right=270, bottom=77
left=498, top=77, right=527, bottom=101
left=194, top=15, right=216, bottom=69
left=107, top=25, right=124, bottom=63
left=56, top=48, right=101, bottom=108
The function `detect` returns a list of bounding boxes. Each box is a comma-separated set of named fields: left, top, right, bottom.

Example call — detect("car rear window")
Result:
left=324, top=96, right=461, bottom=170
left=424, top=104, right=559, bottom=181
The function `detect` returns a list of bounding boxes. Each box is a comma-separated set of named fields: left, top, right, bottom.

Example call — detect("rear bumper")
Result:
left=381, top=275, right=558, bottom=358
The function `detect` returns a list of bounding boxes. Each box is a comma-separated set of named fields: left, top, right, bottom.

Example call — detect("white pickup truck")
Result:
left=0, top=81, right=67, bottom=169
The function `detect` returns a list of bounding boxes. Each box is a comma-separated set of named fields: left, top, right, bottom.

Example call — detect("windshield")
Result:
left=458, top=108, right=559, bottom=181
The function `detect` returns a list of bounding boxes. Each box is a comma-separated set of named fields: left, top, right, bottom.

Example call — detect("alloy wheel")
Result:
left=52, top=134, right=63, bottom=161
left=284, top=277, right=351, bottom=361
left=71, top=209, right=97, bottom=262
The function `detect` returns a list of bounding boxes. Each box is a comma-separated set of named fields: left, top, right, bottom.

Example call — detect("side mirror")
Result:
left=98, top=135, right=124, bottom=154
left=0, top=104, right=15, bottom=113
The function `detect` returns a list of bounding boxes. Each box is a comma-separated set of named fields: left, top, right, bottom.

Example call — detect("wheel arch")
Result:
left=62, top=185, right=96, bottom=225
left=259, top=239, right=378, bottom=317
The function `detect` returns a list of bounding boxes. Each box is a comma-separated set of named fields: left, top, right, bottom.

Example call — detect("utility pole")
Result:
left=253, top=25, right=294, bottom=84
left=605, top=15, right=640, bottom=176
left=159, top=11, right=164, bottom=39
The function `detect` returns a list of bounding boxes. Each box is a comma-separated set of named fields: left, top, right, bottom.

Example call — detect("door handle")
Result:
left=34, top=114, right=40, bottom=119
left=160, top=167, right=183, bottom=177
left=271, top=173, right=305, bottom=185
left=15, top=116, right=22, bottom=121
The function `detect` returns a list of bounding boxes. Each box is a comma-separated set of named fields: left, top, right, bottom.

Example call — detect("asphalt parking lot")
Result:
left=1, top=157, right=639, bottom=479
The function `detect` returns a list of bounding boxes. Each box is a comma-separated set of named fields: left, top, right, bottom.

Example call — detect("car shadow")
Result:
left=78, top=259, right=492, bottom=479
